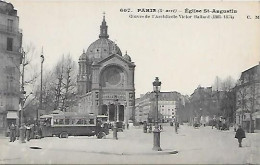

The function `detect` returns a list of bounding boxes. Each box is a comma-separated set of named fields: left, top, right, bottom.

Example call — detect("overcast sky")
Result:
left=8, top=1, right=260, bottom=97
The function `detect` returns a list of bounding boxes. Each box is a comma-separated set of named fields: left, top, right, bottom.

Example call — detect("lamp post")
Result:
left=38, top=50, right=44, bottom=123
left=125, top=101, right=128, bottom=129
left=113, top=96, right=118, bottom=140
left=152, top=77, right=162, bottom=151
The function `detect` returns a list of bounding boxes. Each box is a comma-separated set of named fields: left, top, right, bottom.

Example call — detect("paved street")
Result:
left=0, top=124, right=259, bottom=164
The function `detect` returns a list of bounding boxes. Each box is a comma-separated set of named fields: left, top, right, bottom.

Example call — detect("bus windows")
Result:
left=58, top=119, right=64, bottom=125
left=90, top=118, right=94, bottom=124
left=76, top=119, right=84, bottom=125
left=84, top=119, right=89, bottom=125
left=71, top=119, right=75, bottom=125
left=83, top=119, right=88, bottom=125
left=45, top=118, right=51, bottom=126
left=54, top=119, right=59, bottom=125
left=65, top=118, right=70, bottom=125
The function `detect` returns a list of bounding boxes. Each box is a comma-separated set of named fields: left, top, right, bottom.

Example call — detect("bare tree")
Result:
left=46, top=54, right=78, bottom=111
left=218, top=76, right=236, bottom=123
left=18, top=43, right=40, bottom=123
left=221, top=76, right=235, bottom=92
left=236, top=87, right=249, bottom=128
left=60, top=54, right=77, bottom=111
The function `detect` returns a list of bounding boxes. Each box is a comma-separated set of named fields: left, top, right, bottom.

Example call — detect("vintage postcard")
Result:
left=0, top=1, right=259, bottom=164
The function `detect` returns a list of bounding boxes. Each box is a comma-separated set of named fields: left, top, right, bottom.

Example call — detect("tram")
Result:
left=39, top=111, right=109, bottom=139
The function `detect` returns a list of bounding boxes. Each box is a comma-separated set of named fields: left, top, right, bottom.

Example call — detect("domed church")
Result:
left=77, top=15, right=135, bottom=123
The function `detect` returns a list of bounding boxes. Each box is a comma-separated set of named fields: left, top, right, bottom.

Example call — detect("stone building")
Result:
left=235, top=62, right=260, bottom=131
left=135, top=92, right=183, bottom=123
left=0, top=1, right=22, bottom=134
left=77, top=15, right=135, bottom=123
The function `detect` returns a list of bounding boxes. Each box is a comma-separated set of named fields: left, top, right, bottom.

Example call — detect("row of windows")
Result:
left=160, top=111, right=175, bottom=115
left=160, top=105, right=176, bottom=107
left=160, top=109, right=175, bottom=111
left=53, top=118, right=95, bottom=125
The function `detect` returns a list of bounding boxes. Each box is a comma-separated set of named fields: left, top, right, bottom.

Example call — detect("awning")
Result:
left=7, top=111, right=18, bottom=119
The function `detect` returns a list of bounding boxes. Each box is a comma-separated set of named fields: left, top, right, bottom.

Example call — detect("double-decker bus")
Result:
left=39, top=111, right=109, bottom=139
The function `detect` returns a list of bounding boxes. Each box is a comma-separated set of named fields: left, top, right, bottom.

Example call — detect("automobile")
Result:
left=193, top=123, right=200, bottom=128
left=128, top=120, right=133, bottom=127
left=111, top=121, right=124, bottom=132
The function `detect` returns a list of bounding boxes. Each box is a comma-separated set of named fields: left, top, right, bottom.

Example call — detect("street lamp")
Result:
left=124, top=101, right=128, bottom=129
left=152, top=77, right=162, bottom=151
left=38, top=50, right=44, bottom=124
left=113, top=96, right=118, bottom=140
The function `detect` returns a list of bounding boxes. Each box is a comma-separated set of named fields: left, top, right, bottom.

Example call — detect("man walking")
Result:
left=175, top=121, right=179, bottom=134
left=26, top=124, right=31, bottom=141
left=9, top=123, right=16, bottom=142
left=235, top=125, right=246, bottom=147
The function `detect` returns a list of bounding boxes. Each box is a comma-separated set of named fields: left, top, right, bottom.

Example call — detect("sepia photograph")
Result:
left=0, top=0, right=260, bottom=164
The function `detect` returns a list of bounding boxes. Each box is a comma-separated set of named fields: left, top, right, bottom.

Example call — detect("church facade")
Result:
left=77, top=16, right=135, bottom=123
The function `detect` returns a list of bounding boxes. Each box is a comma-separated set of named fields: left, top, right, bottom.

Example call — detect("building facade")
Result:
left=77, top=16, right=135, bottom=123
left=135, top=92, right=182, bottom=123
left=0, top=1, right=22, bottom=134
left=235, top=62, right=260, bottom=131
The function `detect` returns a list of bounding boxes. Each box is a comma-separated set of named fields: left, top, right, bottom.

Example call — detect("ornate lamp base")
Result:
left=153, top=128, right=162, bottom=151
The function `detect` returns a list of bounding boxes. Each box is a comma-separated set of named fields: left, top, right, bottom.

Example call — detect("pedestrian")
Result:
left=26, top=124, right=31, bottom=141
left=212, top=117, right=216, bottom=129
left=9, top=123, right=16, bottom=142
left=148, top=124, right=152, bottom=133
left=159, top=125, right=163, bottom=131
left=218, top=119, right=222, bottom=130
left=235, top=125, right=246, bottom=147
left=143, top=122, right=147, bottom=133
left=127, top=123, right=129, bottom=129
left=175, top=121, right=178, bottom=134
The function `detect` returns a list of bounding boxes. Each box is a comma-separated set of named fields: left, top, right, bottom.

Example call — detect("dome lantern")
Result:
left=99, top=12, right=109, bottom=39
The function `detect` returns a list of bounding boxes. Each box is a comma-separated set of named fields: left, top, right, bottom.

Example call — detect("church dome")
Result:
left=84, top=15, right=122, bottom=61
left=123, top=51, right=131, bottom=62
left=86, top=38, right=122, bottom=60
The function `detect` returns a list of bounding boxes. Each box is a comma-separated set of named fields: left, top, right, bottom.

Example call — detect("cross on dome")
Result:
left=103, top=12, right=106, bottom=19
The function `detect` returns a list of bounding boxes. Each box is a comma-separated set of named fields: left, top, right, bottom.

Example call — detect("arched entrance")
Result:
left=108, top=104, right=116, bottom=121
left=119, top=105, right=124, bottom=122
left=102, top=104, right=125, bottom=122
